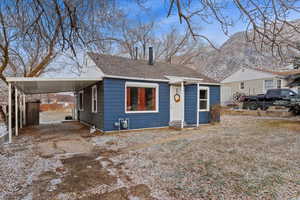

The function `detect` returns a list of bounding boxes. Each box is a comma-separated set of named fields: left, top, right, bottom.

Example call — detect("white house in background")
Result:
left=220, top=67, right=300, bottom=105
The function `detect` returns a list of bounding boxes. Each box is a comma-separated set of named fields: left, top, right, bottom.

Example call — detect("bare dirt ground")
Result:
left=0, top=115, right=300, bottom=200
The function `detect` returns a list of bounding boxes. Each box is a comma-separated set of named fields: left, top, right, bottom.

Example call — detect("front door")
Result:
left=170, top=85, right=183, bottom=122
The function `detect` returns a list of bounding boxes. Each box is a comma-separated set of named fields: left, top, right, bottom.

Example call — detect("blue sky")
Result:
left=118, top=0, right=246, bottom=45
left=119, top=0, right=300, bottom=46
left=45, top=0, right=300, bottom=78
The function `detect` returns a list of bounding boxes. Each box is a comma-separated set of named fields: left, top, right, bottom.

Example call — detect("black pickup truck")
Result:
left=241, top=88, right=300, bottom=112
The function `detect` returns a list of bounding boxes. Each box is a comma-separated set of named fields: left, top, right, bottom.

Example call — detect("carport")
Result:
left=6, top=77, right=102, bottom=143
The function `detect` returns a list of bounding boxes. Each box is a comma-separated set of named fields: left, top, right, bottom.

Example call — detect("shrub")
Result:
left=210, top=104, right=221, bottom=123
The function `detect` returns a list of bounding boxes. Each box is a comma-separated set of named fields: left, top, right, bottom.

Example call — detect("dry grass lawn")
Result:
left=1, top=115, right=299, bottom=200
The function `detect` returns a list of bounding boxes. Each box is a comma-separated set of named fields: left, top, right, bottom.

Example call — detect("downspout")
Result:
left=196, top=83, right=199, bottom=127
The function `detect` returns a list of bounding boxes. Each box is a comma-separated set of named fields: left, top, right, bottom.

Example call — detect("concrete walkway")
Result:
left=21, top=122, right=93, bottom=157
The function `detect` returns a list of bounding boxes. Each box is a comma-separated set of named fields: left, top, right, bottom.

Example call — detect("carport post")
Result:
left=74, top=92, right=78, bottom=120
left=23, top=94, right=26, bottom=126
left=8, top=83, right=12, bottom=143
left=20, top=92, right=22, bottom=129
left=15, top=87, right=18, bottom=136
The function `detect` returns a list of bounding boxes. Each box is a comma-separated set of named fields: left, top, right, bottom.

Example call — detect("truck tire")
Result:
left=261, top=105, right=269, bottom=111
left=249, top=102, right=258, bottom=110
left=290, top=106, right=300, bottom=115
left=242, top=102, right=249, bottom=109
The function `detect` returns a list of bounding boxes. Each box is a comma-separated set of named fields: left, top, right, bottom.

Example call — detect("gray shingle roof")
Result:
left=87, top=52, right=218, bottom=83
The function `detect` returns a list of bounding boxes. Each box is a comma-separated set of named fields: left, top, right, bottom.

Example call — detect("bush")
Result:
left=210, top=104, right=221, bottom=123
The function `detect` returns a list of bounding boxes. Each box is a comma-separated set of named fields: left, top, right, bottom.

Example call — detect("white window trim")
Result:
left=199, top=86, right=210, bottom=112
left=125, top=81, right=159, bottom=114
left=240, top=82, right=245, bottom=90
left=79, top=90, right=84, bottom=111
left=91, top=85, right=97, bottom=113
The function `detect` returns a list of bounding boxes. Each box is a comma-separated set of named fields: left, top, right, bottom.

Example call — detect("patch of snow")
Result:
left=21, top=192, right=33, bottom=200
left=0, top=123, right=7, bottom=137
left=95, top=156, right=104, bottom=160
left=56, top=193, right=75, bottom=200
left=129, top=196, right=140, bottom=200
left=116, top=178, right=125, bottom=188
left=100, top=160, right=110, bottom=168
left=50, top=178, right=62, bottom=185
left=26, top=157, right=63, bottom=185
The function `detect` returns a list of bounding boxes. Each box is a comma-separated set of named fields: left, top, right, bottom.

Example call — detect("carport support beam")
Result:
left=15, top=87, right=18, bottom=136
left=8, top=83, right=12, bottom=143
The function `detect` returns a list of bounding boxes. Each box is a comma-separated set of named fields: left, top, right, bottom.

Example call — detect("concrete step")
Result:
left=169, top=120, right=186, bottom=128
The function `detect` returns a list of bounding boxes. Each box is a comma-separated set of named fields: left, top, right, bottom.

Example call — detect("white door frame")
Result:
left=169, top=83, right=185, bottom=127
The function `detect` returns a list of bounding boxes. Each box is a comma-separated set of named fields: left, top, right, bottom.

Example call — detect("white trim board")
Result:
left=199, top=86, right=210, bottom=112
left=105, top=75, right=169, bottom=82
left=6, top=77, right=102, bottom=82
left=91, top=85, right=97, bottom=113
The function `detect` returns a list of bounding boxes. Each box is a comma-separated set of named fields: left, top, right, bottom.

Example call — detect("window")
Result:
left=79, top=91, right=84, bottom=111
left=199, top=87, right=210, bottom=111
left=264, top=80, right=274, bottom=91
left=281, top=89, right=296, bottom=97
left=91, top=85, right=97, bottom=113
left=277, top=80, right=282, bottom=88
left=240, top=82, right=245, bottom=90
left=125, top=82, right=158, bottom=113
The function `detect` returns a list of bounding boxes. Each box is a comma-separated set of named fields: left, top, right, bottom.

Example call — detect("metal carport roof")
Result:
left=6, top=77, right=102, bottom=94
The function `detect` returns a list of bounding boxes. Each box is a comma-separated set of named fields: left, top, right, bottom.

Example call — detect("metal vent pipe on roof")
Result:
left=148, top=47, right=154, bottom=65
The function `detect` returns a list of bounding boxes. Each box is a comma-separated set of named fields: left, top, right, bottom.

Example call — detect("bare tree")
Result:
left=0, top=0, right=122, bottom=121
left=165, top=0, right=300, bottom=60
left=153, top=27, right=206, bottom=64
left=117, top=19, right=155, bottom=59
left=116, top=20, right=205, bottom=65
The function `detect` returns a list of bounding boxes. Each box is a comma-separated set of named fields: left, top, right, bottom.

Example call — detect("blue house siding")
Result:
left=103, top=78, right=170, bottom=131
left=184, top=84, right=220, bottom=125
left=184, top=85, right=197, bottom=124
left=199, top=85, right=221, bottom=124
left=78, top=81, right=104, bottom=129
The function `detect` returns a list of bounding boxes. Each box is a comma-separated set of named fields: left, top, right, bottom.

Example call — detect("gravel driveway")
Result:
left=0, top=115, right=299, bottom=200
